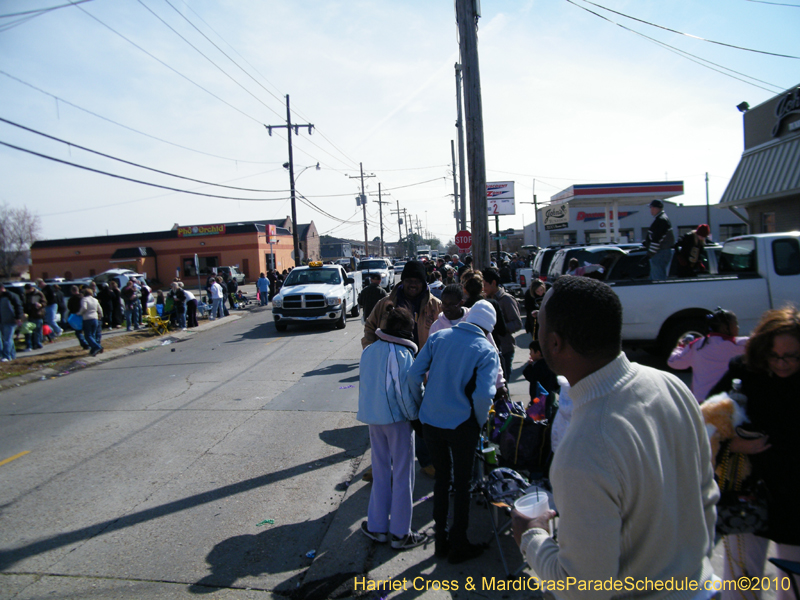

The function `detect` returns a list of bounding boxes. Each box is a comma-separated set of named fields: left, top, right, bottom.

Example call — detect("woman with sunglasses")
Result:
left=708, top=306, right=800, bottom=600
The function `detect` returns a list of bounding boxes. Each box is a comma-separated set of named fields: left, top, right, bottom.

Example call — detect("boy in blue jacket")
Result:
left=409, top=300, right=501, bottom=564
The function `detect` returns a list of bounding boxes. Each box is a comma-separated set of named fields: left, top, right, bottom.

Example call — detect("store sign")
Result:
left=177, top=224, right=226, bottom=237
left=773, top=87, right=800, bottom=137
left=544, top=205, right=569, bottom=230
left=487, top=181, right=515, bottom=215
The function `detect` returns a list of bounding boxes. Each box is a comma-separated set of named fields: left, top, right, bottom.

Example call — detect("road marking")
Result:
left=0, top=451, right=30, bottom=467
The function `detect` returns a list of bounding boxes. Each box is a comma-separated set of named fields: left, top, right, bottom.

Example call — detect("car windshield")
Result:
left=283, top=268, right=342, bottom=286
left=360, top=260, right=386, bottom=270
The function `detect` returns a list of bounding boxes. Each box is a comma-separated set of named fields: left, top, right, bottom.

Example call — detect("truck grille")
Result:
left=283, top=294, right=326, bottom=309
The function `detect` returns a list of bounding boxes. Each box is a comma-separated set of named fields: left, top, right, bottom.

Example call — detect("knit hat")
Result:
left=649, top=199, right=664, bottom=209
left=696, top=224, right=710, bottom=238
left=401, top=260, right=427, bottom=283
left=464, top=299, right=496, bottom=333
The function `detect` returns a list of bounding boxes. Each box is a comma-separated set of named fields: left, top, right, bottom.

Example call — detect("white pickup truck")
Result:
left=358, top=258, right=395, bottom=291
left=271, top=262, right=362, bottom=331
left=605, top=233, right=800, bottom=352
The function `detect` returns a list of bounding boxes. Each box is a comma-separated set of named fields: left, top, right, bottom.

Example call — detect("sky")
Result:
left=1, top=0, right=798, bottom=249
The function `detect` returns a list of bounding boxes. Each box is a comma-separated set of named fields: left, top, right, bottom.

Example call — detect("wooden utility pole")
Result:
left=451, top=140, right=459, bottom=235
left=456, top=0, right=488, bottom=269
left=370, top=185, right=391, bottom=257
left=265, top=94, right=313, bottom=267
left=455, top=63, right=468, bottom=232
left=348, top=163, right=375, bottom=257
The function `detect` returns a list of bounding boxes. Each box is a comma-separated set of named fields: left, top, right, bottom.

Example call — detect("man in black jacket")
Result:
left=358, top=273, right=387, bottom=319
left=643, top=199, right=675, bottom=280
left=0, top=283, right=24, bottom=361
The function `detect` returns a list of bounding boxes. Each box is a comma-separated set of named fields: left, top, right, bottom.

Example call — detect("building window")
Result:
left=762, top=212, right=776, bottom=233
left=550, top=232, right=575, bottom=246
left=718, top=224, right=747, bottom=241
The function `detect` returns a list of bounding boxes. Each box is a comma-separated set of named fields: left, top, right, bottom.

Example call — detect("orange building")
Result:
left=30, top=222, right=296, bottom=284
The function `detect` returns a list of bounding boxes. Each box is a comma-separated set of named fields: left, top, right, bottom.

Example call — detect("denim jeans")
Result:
left=1, top=323, right=17, bottom=360
left=649, top=248, right=671, bottom=280
left=25, top=318, right=43, bottom=349
left=211, top=298, right=224, bottom=319
left=501, top=350, right=515, bottom=383
left=45, top=303, right=62, bottom=336
left=125, top=305, right=137, bottom=330
left=175, top=304, right=186, bottom=329
left=423, top=418, right=480, bottom=545
left=83, top=318, right=102, bottom=352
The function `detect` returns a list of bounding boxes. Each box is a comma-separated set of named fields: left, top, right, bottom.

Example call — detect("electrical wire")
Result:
left=576, top=0, right=800, bottom=59
left=0, top=0, right=93, bottom=18
left=72, top=2, right=265, bottom=125
left=0, top=139, right=291, bottom=201
left=0, top=70, right=273, bottom=164
left=0, top=116, right=289, bottom=192
left=136, top=0, right=285, bottom=122
left=563, top=0, right=785, bottom=93
left=744, top=0, right=800, bottom=6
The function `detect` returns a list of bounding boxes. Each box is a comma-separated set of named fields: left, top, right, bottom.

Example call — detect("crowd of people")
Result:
left=353, top=253, right=799, bottom=598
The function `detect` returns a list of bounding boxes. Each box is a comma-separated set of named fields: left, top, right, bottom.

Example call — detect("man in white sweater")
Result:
left=513, top=276, right=719, bottom=600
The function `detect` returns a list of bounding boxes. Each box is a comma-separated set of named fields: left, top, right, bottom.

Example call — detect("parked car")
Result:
left=217, top=266, right=245, bottom=285
left=546, top=245, right=626, bottom=282
left=393, top=261, right=407, bottom=276
left=360, top=258, right=395, bottom=291
left=93, top=269, right=148, bottom=289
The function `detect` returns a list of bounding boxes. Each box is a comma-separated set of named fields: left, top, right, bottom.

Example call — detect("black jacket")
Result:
left=0, top=290, right=24, bottom=324
left=643, top=211, right=675, bottom=257
left=358, top=284, right=387, bottom=319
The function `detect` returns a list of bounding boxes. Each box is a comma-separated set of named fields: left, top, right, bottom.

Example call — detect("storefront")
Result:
left=30, top=222, right=295, bottom=284
left=719, top=83, right=800, bottom=233
left=531, top=181, right=747, bottom=247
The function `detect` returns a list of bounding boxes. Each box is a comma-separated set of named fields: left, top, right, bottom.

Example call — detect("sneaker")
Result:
left=391, top=530, right=428, bottom=550
left=361, top=467, right=373, bottom=483
left=447, top=541, right=487, bottom=564
left=360, top=521, right=387, bottom=543
left=421, top=465, right=436, bottom=478
left=1, top=358, right=9, bottom=362
left=89, top=349, right=99, bottom=357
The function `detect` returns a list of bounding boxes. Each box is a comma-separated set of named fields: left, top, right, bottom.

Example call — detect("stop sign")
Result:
left=455, top=230, right=472, bottom=250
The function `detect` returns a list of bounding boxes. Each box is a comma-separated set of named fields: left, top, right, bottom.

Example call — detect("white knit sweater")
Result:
left=521, top=353, right=719, bottom=600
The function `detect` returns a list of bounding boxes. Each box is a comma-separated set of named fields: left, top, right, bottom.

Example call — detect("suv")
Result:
left=359, top=258, right=395, bottom=291
left=218, top=266, right=245, bottom=285
left=94, top=269, right=149, bottom=289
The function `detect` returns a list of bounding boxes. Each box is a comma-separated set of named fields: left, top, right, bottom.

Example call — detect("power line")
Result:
left=745, top=0, right=800, bottom=6
left=563, top=0, right=785, bottom=93
left=72, top=2, right=265, bottom=125
left=0, top=0, right=93, bottom=18
left=0, top=70, right=273, bottom=165
left=576, top=0, right=800, bottom=59
left=0, top=139, right=291, bottom=201
left=0, top=116, right=289, bottom=192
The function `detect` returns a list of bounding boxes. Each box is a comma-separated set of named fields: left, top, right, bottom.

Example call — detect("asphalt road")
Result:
left=0, top=302, right=778, bottom=600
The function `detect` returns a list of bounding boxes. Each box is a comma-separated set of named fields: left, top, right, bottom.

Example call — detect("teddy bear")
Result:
left=701, top=386, right=753, bottom=480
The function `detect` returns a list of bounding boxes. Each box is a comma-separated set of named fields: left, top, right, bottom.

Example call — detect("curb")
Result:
left=0, top=313, right=245, bottom=392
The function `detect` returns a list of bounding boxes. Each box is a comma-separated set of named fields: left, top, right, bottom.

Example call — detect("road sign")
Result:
left=454, top=230, right=472, bottom=250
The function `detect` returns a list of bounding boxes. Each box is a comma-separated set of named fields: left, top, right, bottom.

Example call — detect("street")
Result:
left=0, top=301, right=778, bottom=599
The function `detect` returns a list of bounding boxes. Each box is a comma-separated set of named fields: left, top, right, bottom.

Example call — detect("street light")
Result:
left=283, top=162, right=320, bottom=265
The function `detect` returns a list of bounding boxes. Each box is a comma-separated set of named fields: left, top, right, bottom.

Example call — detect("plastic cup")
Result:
left=514, top=492, right=550, bottom=519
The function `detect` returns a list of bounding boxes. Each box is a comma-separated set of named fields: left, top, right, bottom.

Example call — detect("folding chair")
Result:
left=144, top=306, right=170, bottom=335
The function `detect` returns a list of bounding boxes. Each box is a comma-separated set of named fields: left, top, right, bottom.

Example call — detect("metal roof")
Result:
left=719, top=135, right=800, bottom=207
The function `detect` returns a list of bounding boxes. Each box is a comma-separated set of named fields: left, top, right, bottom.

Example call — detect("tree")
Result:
left=0, top=203, right=41, bottom=278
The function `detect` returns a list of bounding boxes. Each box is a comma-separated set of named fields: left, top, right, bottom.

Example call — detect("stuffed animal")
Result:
left=701, top=390, right=752, bottom=479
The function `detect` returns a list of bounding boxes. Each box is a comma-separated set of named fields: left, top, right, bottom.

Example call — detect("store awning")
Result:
left=551, top=181, right=684, bottom=207
left=719, top=135, right=800, bottom=208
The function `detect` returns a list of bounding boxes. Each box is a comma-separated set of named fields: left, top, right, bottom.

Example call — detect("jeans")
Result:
left=175, top=304, right=186, bottom=329
left=83, top=318, right=102, bottom=352
left=501, top=350, right=515, bottom=383
left=45, top=303, right=62, bottom=336
left=124, top=305, right=139, bottom=330
left=259, top=289, right=269, bottom=306
left=1, top=323, right=17, bottom=360
left=424, top=418, right=480, bottom=544
left=210, top=297, right=224, bottom=319
left=649, top=248, right=671, bottom=280
left=25, top=318, right=43, bottom=349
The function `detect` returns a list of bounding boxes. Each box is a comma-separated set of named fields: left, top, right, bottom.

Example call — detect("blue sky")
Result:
left=0, top=0, right=798, bottom=246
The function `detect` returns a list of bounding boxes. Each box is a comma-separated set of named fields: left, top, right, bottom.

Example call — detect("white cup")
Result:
left=514, top=492, right=550, bottom=519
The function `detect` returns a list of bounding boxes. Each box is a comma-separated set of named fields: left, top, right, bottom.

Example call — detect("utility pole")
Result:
left=370, top=185, right=391, bottom=257
left=451, top=140, right=460, bottom=235
left=265, top=95, right=313, bottom=267
left=455, top=63, right=468, bottom=231
left=705, top=172, right=711, bottom=236
left=348, top=163, right=375, bottom=257
left=390, top=200, right=405, bottom=258
left=456, top=0, right=488, bottom=269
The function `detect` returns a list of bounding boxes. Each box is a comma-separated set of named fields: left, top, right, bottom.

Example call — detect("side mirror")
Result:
left=346, top=277, right=355, bottom=285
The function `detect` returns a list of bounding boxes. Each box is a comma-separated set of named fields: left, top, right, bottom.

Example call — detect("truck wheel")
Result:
left=275, top=320, right=287, bottom=332
left=350, top=303, right=360, bottom=318
left=663, top=317, right=708, bottom=355
left=335, top=304, right=347, bottom=329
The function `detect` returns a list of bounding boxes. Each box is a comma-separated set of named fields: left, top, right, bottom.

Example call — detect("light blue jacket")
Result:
left=256, top=277, right=270, bottom=292
left=357, top=331, right=422, bottom=425
left=409, top=321, right=500, bottom=429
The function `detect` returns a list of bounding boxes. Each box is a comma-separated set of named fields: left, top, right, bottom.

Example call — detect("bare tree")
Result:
left=0, top=203, right=41, bottom=278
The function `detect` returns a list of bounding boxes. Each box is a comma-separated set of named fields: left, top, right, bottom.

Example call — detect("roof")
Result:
left=551, top=181, right=684, bottom=206
left=719, top=135, right=800, bottom=208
